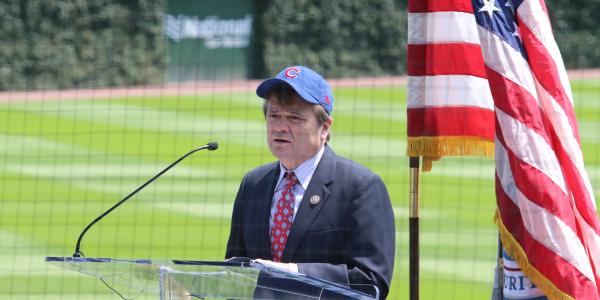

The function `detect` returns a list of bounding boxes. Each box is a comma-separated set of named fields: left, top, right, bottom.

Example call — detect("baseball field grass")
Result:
left=0, top=79, right=598, bottom=299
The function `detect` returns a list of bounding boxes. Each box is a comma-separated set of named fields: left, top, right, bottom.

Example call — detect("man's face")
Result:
left=266, top=95, right=331, bottom=169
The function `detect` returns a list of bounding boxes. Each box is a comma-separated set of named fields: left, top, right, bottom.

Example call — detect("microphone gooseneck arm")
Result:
left=72, top=142, right=219, bottom=257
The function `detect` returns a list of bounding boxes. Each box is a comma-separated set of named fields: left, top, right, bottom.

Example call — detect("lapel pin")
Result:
left=309, top=195, right=320, bottom=205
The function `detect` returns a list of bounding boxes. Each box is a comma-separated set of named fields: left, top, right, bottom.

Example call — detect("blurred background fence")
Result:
left=2, top=0, right=599, bottom=89
left=0, top=0, right=598, bottom=299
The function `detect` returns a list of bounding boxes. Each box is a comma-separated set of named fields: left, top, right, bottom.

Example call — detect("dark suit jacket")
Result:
left=225, top=146, right=395, bottom=298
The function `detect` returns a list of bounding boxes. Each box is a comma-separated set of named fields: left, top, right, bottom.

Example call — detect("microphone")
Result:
left=72, top=142, right=219, bottom=257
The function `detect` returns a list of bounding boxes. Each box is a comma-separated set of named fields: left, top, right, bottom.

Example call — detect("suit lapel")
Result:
left=282, top=146, right=336, bottom=261
left=252, top=164, right=280, bottom=259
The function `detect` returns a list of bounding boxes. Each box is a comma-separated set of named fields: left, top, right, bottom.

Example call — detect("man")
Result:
left=226, top=66, right=395, bottom=298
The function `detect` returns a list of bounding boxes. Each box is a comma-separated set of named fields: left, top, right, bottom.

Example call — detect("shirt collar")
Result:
left=275, top=146, right=325, bottom=191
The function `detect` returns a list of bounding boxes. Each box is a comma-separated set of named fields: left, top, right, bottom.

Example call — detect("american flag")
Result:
left=407, top=0, right=600, bottom=298
left=475, top=0, right=600, bottom=298
left=406, top=0, right=495, bottom=171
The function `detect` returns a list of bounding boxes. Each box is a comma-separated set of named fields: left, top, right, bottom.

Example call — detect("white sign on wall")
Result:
left=165, top=14, right=253, bottom=48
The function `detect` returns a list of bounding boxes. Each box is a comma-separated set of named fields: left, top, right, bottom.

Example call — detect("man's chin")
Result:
left=269, top=145, right=292, bottom=159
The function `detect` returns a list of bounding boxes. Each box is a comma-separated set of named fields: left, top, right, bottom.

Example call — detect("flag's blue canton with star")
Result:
left=472, top=0, right=527, bottom=58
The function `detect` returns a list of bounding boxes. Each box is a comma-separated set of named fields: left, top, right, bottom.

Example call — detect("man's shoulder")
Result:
left=326, top=149, right=380, bottom=180
left=242, top=161, right=279, bottom=184
left=333, top=155, right=370, bottom=172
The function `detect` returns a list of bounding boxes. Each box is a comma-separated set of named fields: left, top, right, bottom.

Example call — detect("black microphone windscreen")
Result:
left=207, top=142, right=219, bottom=151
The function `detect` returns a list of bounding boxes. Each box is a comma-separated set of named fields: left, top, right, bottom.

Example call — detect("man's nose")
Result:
left=271, top=117, right=290, bottom=131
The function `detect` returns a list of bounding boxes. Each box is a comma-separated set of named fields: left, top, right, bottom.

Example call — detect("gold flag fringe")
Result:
left=422, top=156, right=439, bottom=172
left=406, top=137, right=494, bottom=171
left=494, top=210, right=575, bottom=300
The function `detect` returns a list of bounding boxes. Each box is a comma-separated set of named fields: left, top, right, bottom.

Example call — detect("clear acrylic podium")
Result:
left=46, top=257, right=378, bottom=299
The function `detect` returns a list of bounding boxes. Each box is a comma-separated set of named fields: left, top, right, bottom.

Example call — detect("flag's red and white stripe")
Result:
left=475, top=0, right=600, bottom=298
left=406, top=0, right=494, bottom=171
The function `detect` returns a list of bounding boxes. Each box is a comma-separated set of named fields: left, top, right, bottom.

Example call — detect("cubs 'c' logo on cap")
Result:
left=324, top=95, right=331, bottom=105
left=284, top=67, right=301, bottom=78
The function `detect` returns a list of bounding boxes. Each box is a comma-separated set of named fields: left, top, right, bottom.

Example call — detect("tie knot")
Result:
left=284, top=171, right=298, bottom=186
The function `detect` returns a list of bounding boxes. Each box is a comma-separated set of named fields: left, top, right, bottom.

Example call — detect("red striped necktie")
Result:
left=270, top=171, right=298, bottom=262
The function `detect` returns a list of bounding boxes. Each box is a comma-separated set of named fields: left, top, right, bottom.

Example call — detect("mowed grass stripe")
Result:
left=1, top=204, right=232, bottom=259
left=6, top=93, right=407, bottom=139
left=2, top=100, right=406, bottom=163
left=120, top=93, right=408, bottom=122
left=2, top=101, right=270, bottom=149
left=0, top=108, right=274, bottom=178
left=0, top=133, right=102, bottom=157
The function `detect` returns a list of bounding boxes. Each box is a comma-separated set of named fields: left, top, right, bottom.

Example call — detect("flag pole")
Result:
left=409, top=156, right=420, bottom=300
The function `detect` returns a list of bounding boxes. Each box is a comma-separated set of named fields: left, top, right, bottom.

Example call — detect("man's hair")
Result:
left=262, top=84, right=331, bottom=141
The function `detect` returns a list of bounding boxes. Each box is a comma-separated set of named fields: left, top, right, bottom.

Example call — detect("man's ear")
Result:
left=321, top=117, right=333, bottom=139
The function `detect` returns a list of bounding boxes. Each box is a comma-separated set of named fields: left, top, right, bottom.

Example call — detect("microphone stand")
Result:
left=72, top=142, right=218, bottom=257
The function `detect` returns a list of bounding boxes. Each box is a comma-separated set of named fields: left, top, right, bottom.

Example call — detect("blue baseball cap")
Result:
left=256, top=66, right=334, bottom=115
